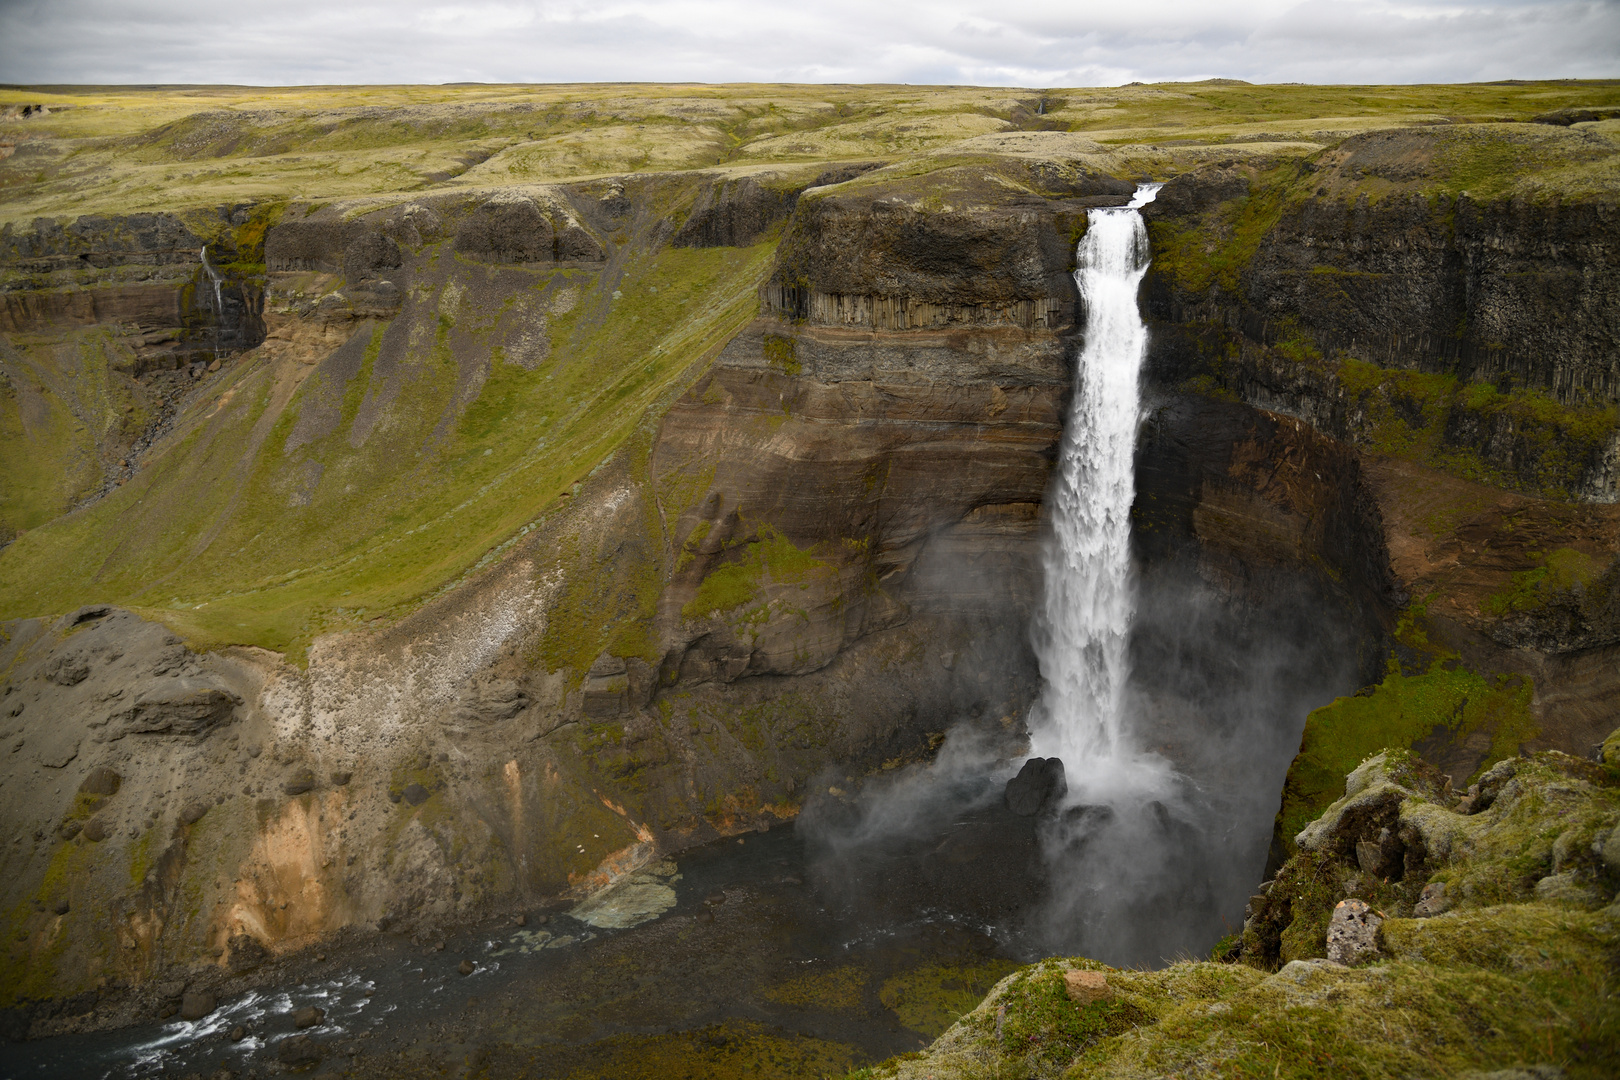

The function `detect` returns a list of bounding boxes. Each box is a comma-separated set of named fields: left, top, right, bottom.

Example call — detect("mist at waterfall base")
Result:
left=798, top=185, right=1361, bottom=968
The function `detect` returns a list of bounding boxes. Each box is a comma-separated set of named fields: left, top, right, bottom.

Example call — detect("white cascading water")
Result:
left=200, top=245, right=225, bottom=356
left=1028, top=183, right=1164, bottom=797
left=200, top=245, right=224, bottom=314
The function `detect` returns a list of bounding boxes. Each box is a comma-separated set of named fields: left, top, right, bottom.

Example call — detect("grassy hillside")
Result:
left=0, top=219, right=773, bottom=655
left=4, top=81, right=1619, bottom=223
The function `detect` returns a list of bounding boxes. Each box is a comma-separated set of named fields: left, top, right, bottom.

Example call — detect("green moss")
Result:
left=681, top=526, right=829, bottom=620
left=1145, top=164, right=1295, bottom=297
left=1487, top=547, right=1605, bottom=617
left=127, top=827, right=156, bottom=888
left=763, top=964, right=869, bottom=1010
left=992, top=960, right=1150, bottom=1071
left=1277, top=662, right=1536, bottom=850
left=1333, top=357, right=1618, bottom=499
left=880, top=959, right=1021, bottom=1038
left=762, top=333, right=801, bottom=375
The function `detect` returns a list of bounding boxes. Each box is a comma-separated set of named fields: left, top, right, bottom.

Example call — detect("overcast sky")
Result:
left=0, top=0, right=1615, bottom=87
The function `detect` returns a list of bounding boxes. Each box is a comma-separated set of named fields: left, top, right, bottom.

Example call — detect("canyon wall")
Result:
left=1, top=129, right=1616, bottom=1035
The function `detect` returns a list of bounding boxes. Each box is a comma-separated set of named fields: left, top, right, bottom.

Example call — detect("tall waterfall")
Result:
left=1028, top=183, right=1162, bottom=793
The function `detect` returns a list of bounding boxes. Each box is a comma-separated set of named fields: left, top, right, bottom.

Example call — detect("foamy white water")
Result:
left=1028, top=183, right=1163, bottom=795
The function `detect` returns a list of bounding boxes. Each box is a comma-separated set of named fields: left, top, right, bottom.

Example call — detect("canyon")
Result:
left=1, top=81, right=1618, bottom=1077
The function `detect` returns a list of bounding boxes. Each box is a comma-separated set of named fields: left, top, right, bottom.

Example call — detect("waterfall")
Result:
left=200, top=245, right=224, bottom=314
left=200, top=245, right=224, bottom=356
left=1028, top=183, right=1162, bottom=796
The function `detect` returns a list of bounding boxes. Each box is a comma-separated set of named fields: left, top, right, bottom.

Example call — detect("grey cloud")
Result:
left=0, top=0, right=1614, bottom=85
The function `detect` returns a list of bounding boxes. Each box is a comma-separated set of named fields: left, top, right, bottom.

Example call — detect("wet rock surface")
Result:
left=1003, top=757, right=1067, bottom=816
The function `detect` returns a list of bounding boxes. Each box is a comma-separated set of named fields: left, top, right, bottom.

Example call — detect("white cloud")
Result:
left=0, top=0, right=1613, bottom=86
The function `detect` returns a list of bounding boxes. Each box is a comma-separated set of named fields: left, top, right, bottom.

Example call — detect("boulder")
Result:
left=292, top=1005, right=325, bottom=1029
left=1063, top=969, right=1111, bottom=1005
left=43, top=653, right=90, bottom=686
left=1005, top=757, right=1066, bottom=816
left=78, top=766, right=122, bottom=797
left=1413, top=881, right=1451, bottom=917
left=402, top=783, right=430, bottom=806
left=283, top=768, right=317, bottom=796
left=81, top=817, right=108, bottom=842
left=330, top=770, right=352, bottom=786
left=278, top=1034, right=322, bottom=1067
left=1325, top=899, right=1382, bottom=966
left=178, top=801, right=210, bottom=826
left=226, top=933, right=269, bottom=974
left=178, top=991, right=216, bottom=1020
left=458, top=959, right=475, bottom=976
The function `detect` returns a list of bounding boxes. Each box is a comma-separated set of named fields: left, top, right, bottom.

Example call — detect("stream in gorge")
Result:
left=3, top=184, right=1309, bottom=1078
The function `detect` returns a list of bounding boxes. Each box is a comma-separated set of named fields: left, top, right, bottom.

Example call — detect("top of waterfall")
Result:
left=1126, top=183, right=1164, bottom=210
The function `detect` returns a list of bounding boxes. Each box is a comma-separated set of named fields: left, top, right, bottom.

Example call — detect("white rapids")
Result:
left=1028, top=182, right=1164, bottom=799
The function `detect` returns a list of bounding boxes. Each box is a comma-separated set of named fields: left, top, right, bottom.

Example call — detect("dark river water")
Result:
left=1, top=816, right=1030, bottom=1080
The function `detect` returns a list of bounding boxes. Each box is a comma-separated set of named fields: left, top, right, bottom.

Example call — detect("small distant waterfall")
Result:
left=200, top=245, right=224, bottom=355
left=1028, top=183, right=1162, bottom=793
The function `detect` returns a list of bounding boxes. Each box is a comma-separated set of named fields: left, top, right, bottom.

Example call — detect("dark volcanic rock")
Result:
left=402, top=783, right=430, bottom=806
left=111, top=683, right=241, bottom=738
left=674, top=177, right=799, bottom=249
left=279, top=1034, right=322, bottom=1066
left=283, top=768, right=317, bottom=796
left=1005, top=757, right=1067, bottom=816
left=454, top=194, right=554, bottom=264
left=293, top=1005, right=325, bottom=1029
left=178, top=991, right=216, bottom=1020
left=77, top=766, right=122, bottom=797
left=226, top=933, right=269, bottom=974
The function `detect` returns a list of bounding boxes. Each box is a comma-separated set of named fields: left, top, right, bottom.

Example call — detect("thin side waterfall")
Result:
left=1029, top=183, right=1163, bottom=797
left=200, top=245, right=224, bottom=355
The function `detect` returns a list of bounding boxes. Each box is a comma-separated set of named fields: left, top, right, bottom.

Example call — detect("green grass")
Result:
left=1276, top=662, right=1536, bottom=853
left=0, top=236, right=776, bottom=660
left=681, top=527, right=830, bottom=621
left=4, top=81, right=1619, bottom=225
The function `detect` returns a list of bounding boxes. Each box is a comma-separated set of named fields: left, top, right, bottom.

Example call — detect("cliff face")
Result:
left=1143, top=127, right=1620, bottom=503
left=1136, top=128, right=1620, bottom=869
